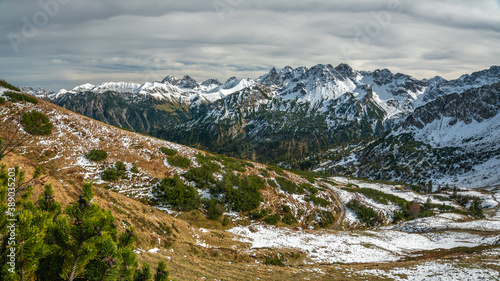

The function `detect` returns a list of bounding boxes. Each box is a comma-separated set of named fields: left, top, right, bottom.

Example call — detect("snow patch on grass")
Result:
left=228, top=224, right=497, bottom=264
left=358, top=261, right=500, bottom=280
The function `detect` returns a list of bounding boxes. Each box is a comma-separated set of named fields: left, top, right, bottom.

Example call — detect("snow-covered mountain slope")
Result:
left=25, top=76, right=256, bottom=132
left=403, top=83, right=500, bottom=149
left=36, top=75, right=254, bottom=108
left=30, top=64, right=500, bottom=135
left=155, top=65, right=500, bottom=166
left=316, top=83, right=500, bottom=188
left=260, top=64, right=500, bottom=121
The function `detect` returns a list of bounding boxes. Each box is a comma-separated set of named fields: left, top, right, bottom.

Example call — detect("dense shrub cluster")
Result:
left=316, top=210, right=335, bottom=228
left=264, top=214, right=280, bottom=225
left=281, top=213, right=297, bottom=225
left=259, top=169, right=270, bottom=177
left=220, top=156, right=246, bottom=172
left=267, top=165, right=284, bottom=175
left=305, top=195, right=330, bottom=207
left=160, top=147, right=177, bottom=156
left=290, top=169, right=322, bottom=183
left=203, top=199, right=224, bottom=220
left=275, top=177, right=304, bottom=194
left=183, top=156, right=220, bottom=189
left=263, top=255, right=285, bottom=266
left=0, top=79, right=20, bottom=91
left=347, top=200, right=381, bottom=227
left=84, top=149, right=108, bottom=161
left=4, top=91, right=38, bottom=104
left=212, top=173, right=265, bottom=212
left=166, top=155, right=191, bottom=169
left=101, top=161, right=126, bottom=181
left=393, top=201, right=434, bottom=222
left=20, top=111, right=53, bottom=135
left=342, top=187, right=406, bottom=207
left=153, top=174, right=201, bottom=211
left=250, top=209, right=268, bottom=219
left=266, top=179, right=277, bottom=188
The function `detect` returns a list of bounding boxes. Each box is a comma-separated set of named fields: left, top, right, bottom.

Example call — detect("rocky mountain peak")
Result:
left=222, top=77, right=239, bottom=89
left=161, top=75, right=179, bottom=85
left=178, top=75, right=199, bottom=89
left=334, top=63, right=356, bottom=78
left=201, top=78, right=222, bottom=87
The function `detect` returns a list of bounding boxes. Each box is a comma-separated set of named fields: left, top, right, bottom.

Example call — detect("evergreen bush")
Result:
left=347, top=200, right=381, bottom=227
left=85, top=149, right=108, bottom=161
left=264, top=214, right=280, bottom=225
left=281, top=213, right=297, bottom=225
left=316, top=210, right=335, bottom=228
left=203, top=199, right=224, bottom=220
left=0, top=172, right=146, bottom=281
left=160, top=147, right=177, bottom=156
left=153, top=174, right=201, bottom=211
left=167, top=155, right=191, bottom=169
left=20, top=110, right=53, bottom=135
left=4, top=91, right=38, bottom=104
left=0, top=79, right=21, bottom=91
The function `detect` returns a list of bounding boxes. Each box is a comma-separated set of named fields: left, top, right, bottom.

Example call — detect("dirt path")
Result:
left=329, top=186, right=345, bottom=230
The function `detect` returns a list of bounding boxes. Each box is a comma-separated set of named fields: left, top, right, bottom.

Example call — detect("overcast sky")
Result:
left=0, top=0, right=499, bottom=91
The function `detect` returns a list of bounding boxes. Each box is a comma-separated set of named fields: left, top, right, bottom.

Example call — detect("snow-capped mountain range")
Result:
left=25, top=75, right=253, bottom=109
left=25, top=64, right=500, bottom=124
left=22, top=64, right=500, bottom=188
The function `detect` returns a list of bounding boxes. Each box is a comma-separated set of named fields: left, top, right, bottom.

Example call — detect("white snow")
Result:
left=148, top=248, right=160, bottom=253
left=359, top=261, right=500, bottom=281
left=408, top=115, right=500, bottom=150
left=396, top=213, right=500, bottom=233
left=228, top=224, right=497, bottom=264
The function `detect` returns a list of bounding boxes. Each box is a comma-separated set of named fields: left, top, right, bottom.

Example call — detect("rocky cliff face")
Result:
left=404, top=83, right=500, bottom=130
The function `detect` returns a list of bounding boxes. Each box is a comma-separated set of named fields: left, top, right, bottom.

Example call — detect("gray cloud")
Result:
left=0, top=0, right=499, bottom=91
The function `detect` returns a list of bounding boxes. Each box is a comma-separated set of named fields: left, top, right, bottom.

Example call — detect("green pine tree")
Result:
left=84, top=237, right=121, bottom=281
left=52, top=181, right=116, bottom=281
left=452, top=186, right=458, bottom=199
left=0, top=166, right=51, bottom=281
left=0, top=164, right=143, bottom=281
left=154, top=261, right=169, bottom=281
left=38, top=184, right=62, bottom=214
left=134, top=263, right=152, bottom=281
left=12, top=208, right=50, bottom=280
left=468, top=198, right=484, bottom=219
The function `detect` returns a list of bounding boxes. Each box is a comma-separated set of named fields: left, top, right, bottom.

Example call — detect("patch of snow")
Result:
left=228, top=225, right=497, bottom=264
left=358, top=261, right=500, bottom=281
left=148, top=248, right=160, bottom=253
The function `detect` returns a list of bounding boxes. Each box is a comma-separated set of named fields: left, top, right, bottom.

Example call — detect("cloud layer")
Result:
left=1, top=0, right=499, bottom=90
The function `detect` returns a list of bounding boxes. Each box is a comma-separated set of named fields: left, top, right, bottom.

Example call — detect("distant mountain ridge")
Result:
left=23, top=75, right=254, bottom=132
left=21, top=64, right=500, bottom=187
